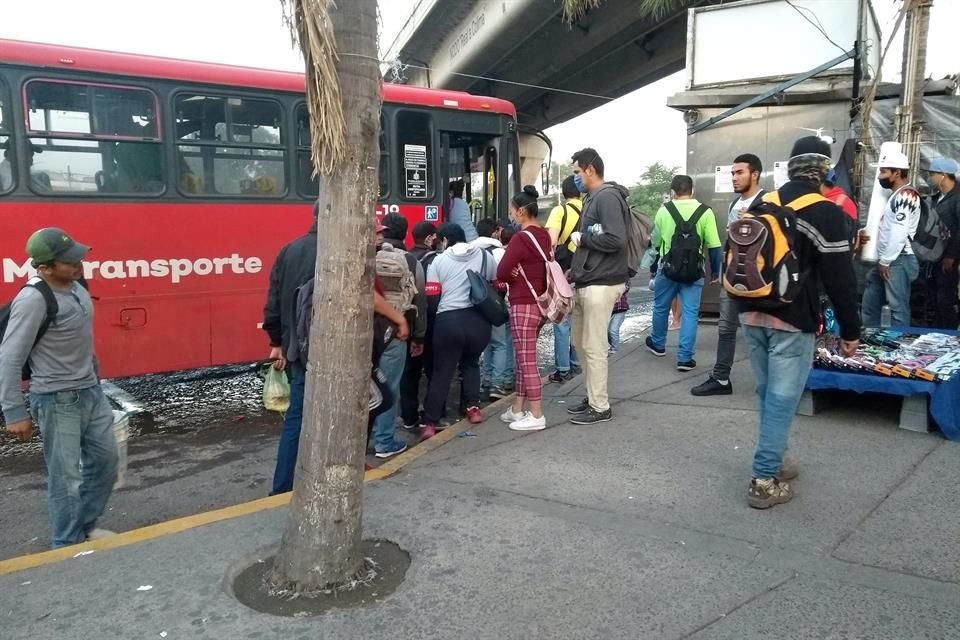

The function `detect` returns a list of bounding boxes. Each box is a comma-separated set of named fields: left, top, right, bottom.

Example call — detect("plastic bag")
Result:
left=262, top=365, right=291, bottom=413
left=111, top=410, right=129, bottom=489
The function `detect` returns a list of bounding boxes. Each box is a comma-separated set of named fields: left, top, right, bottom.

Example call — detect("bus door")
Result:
left=440, top=131, right=502, bottom=227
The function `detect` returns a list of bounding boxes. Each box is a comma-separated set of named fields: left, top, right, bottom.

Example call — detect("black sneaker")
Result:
left=570, top=365, right=583, bottom=375
left=566, top=398, right=590, bottom=415
left=677, top=360, right=697, bottom=372
left=645, top=336, right=666, bottom=357
left=548, top=370, right=574, bottom=384
left=570, top=407, right=613, bottom=425
left=690, top=376, right=731, bottom=396
left=488, top=385, right=510, bottom=399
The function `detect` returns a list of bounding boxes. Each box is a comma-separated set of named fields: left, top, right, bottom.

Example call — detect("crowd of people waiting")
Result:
left=261, top=137, right=960, bottom=512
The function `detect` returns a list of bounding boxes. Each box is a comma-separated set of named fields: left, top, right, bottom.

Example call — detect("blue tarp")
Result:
left=806, top=327, right=960, bottom=441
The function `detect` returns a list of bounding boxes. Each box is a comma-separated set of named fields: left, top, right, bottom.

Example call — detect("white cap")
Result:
left=875, top=148, right=910, bottom=170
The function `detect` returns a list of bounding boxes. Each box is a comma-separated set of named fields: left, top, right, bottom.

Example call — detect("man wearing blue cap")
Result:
left=927, top=157, right=960, bottom=329
left=0, top=228, right=117, bottom=547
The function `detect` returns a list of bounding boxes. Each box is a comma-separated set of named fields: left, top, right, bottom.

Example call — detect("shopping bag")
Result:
left=262, top=364, right=291, bottom=413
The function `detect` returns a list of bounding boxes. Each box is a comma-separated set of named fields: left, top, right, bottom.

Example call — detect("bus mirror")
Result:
left=541, top=162, right=549, bottom=195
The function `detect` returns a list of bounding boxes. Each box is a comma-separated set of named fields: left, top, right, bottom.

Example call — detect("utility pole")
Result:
left=896, top=0, right=934, bottom=174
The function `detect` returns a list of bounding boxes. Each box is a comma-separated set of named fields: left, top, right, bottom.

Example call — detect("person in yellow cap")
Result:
left=0, top=228, right=118, bottom=547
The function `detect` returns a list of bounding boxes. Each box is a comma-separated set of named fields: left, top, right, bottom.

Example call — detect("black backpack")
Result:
left=291, top=277, right=396, bottom=368
left=661, top=202, right=709, bottom=284
left=0, top=279, right=59, bottom=380
left=554, top=201, right=581, bottom=271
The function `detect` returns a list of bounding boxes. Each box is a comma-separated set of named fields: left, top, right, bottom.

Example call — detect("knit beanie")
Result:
left=788, top=136, right=832, bottom=183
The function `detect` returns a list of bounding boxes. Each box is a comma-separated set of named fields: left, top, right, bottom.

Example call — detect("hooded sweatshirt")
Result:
left=470, top=236, right=505, bottom=264
left=569, top=182, right=630, bottom=287
left=426, top=243, right=496, bottom=315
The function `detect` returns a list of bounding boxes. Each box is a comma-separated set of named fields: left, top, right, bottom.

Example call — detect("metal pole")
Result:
left=896, top=0, right=934, bottom=173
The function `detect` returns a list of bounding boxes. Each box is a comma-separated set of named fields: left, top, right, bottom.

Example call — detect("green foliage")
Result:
left=627, top=162, right=679, bottom=215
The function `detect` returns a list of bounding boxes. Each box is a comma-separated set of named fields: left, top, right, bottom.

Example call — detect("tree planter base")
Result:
left=229, top=539, right=410, bottom=617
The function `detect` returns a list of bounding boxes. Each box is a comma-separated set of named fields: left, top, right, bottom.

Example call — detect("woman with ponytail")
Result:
left=496, top=185, right=553, bottom=431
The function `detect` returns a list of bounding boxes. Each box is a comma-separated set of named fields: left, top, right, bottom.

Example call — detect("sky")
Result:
left=2, top=0, right=957, bottom=186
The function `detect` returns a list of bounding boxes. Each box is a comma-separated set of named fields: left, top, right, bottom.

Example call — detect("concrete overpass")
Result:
left=384, top=0, right=719, bottom=132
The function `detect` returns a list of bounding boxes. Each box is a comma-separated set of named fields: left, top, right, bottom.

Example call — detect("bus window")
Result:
left=295, top=105, right=317, bottom=197
left=0, top=78, right=12, bottom=194
left=176, top=94, right=285, bottom=197
left=25, top=80, right=163, bottom=195
left=444, top=133, right=499, bottom=223
left=296, top=106, right=387, bottom=200
left=395, top=111, right=432, bottom=200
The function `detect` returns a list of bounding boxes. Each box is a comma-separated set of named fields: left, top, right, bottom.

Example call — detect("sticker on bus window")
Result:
left=404, top=144, right=428, bottom=198
left=425, top=206, right=439, bottom=221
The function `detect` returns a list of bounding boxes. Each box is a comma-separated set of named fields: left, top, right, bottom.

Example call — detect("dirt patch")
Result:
left=230, top=539, right=410, bottom=617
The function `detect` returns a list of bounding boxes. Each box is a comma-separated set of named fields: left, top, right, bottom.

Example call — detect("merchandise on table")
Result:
left=813, top=330, right=960, bottom=383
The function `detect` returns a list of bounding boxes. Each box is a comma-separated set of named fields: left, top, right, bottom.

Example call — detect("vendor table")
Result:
left=800, top=327, right=960, bottom=441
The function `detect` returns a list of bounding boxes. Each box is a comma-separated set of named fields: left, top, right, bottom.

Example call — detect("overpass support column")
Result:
left=519, top=133, right=549, bottom=193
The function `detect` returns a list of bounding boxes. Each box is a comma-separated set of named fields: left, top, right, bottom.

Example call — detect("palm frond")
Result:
left=561, top=0, right=689, bottom=24
left=281, top=0, right=346, bottom=176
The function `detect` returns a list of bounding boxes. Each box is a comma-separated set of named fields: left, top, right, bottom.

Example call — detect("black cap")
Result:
left=382, top=212, right=408, bottom=240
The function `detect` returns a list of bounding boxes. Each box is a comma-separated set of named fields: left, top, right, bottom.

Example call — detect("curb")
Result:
left=0, top=393, right=520, bottom=577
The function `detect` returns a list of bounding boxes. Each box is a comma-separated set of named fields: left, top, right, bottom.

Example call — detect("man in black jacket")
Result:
left=566, top=148, right=629, bottom=425
left=927, top=157, right=960, bottom=329
left=262, top=204, right=318, bottom=494
left=740, top=137, right=860, bottom=509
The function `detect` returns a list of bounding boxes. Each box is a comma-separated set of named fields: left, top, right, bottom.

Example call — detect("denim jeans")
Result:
left=744, top=326, right=816, bottom=479
left=30, top=385, right=118, bottom=547
left=373, top=338, right=407, bottom=451
left=553, top=315, right=580, bottom=372
left=482, top=320, right=514, bottom=387
left=862, top=253, right=920, bottom=326
left=608, top=312, right=626, bottom=352
left=271, top=361, right=306, bottom=495
left=650, top=273, right=705, bottom=362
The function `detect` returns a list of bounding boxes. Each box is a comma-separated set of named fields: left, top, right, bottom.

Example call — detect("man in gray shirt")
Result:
left=0, top=228, right=117, bottom=547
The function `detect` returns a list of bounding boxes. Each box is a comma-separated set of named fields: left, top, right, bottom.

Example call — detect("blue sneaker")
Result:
left=375, top=440, right=408, bottom=459
left=645, top=336, right=666, bottom=357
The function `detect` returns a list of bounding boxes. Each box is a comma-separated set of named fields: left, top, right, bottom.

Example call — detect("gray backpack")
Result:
left=912, top=198, right=948, bottom=263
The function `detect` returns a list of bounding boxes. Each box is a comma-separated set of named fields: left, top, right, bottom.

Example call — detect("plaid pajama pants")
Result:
left=510, top=303, right=545, bottom=402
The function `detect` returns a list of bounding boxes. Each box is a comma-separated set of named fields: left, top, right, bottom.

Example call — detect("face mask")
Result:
left=878, top=177, right=893, bottom=190
left=573, top=174, right=586, bottom=193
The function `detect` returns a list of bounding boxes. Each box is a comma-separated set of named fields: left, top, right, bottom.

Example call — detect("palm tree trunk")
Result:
left=272, top=0, right=381, bottom=591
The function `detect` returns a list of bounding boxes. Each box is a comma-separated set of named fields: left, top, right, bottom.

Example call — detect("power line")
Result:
left=346, top=53, right=619, bottom=102
left=783, top=0, right=850, bottom=56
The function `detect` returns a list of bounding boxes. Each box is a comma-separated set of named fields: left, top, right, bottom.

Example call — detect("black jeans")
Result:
left=400, top=332, right=434, bottom=426
left=932, top=262, right=960, bottom=329
left=422, top=308, right=492, bottom=424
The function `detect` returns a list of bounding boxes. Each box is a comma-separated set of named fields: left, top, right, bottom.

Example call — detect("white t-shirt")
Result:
left=727, top=191, right=763, bottom=227
left=0, top=159, right=11, bottom=191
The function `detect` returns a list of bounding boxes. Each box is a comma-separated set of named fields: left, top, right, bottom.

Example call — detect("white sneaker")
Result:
left=500, top=408, right=525, bottom=424
left=86, top=528, right=117, bottom=540
left=509, top=413, right=546, bottom=431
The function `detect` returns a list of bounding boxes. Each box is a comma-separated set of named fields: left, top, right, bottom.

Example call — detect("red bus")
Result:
left=0, top=39, right=521, bottom=378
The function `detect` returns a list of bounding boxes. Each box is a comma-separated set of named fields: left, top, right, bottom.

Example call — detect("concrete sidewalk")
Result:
left=3, top=329, right=960, bottom=639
